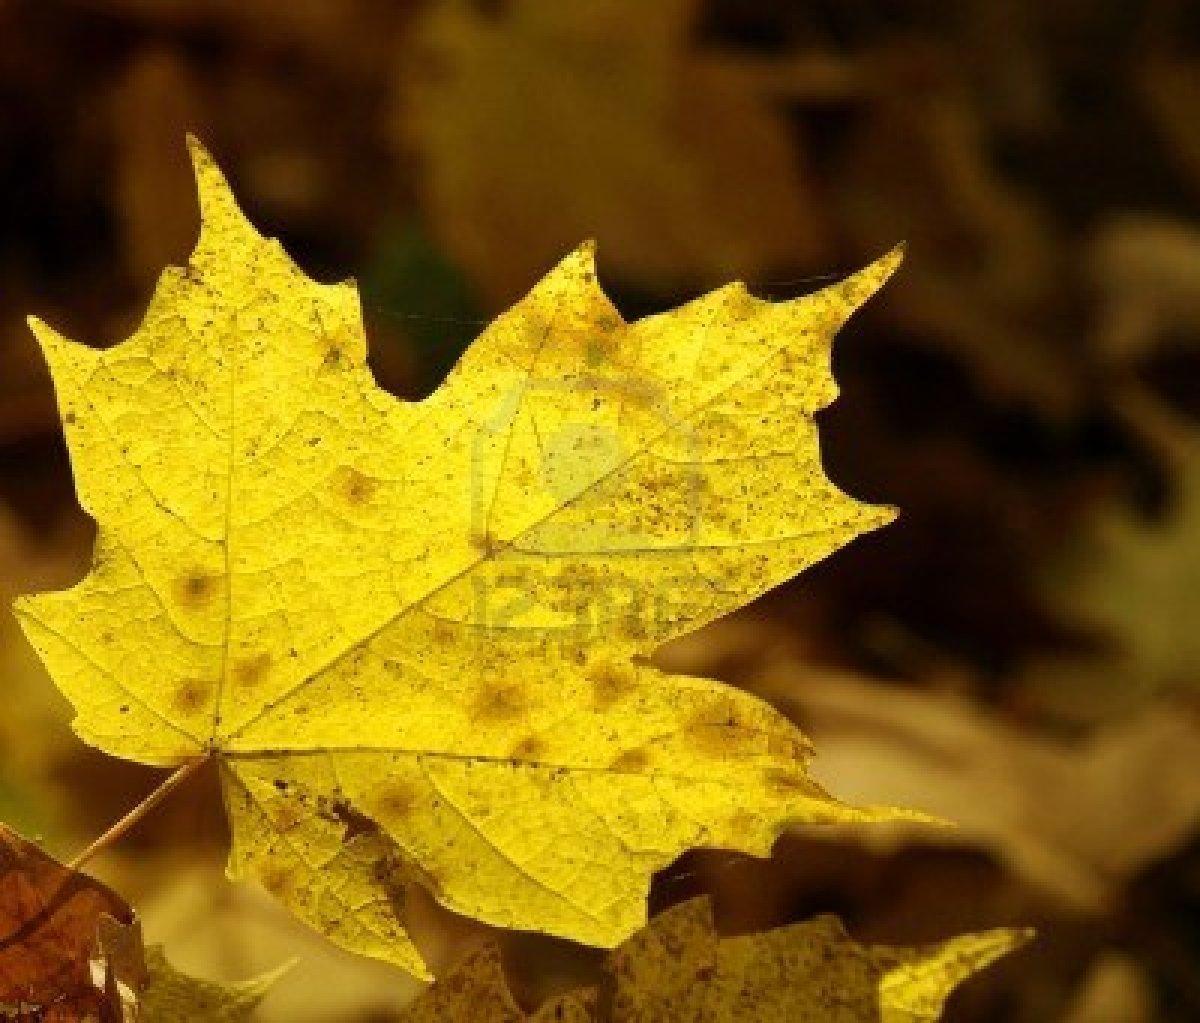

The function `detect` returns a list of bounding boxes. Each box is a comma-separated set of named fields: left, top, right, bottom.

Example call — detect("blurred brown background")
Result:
left=1, top=1, right=1198, bottom=1020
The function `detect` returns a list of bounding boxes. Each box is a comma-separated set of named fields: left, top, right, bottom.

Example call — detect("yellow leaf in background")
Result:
left=16, top=137, right=916, bottom=978
left=874, top=931, right=1030, bottom=1023
left=137, top=943, right=287, bottom=1023
left=130, top=859, right=427, bottom=1022
left=400, top=897, right=1029, bottom=1021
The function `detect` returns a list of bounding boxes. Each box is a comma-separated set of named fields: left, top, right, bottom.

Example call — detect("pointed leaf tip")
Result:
left=185, top=134, right=253, bottom=243
left=802, top=243, right=904, bottom=332
left=25, top=313, right=66, bottom=344
left=185, top=133, right=219, bottom=184
left=25, top=314, right=89, bottom=367
left=568, top=238, right=600, bottom=276
left=852, top=243, right=905, bottom=298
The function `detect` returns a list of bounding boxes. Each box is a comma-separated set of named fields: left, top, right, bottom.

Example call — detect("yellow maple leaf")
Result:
left=17, top=138, right=916, bottom=978
left=400, top=897, right=1029, bottom=1021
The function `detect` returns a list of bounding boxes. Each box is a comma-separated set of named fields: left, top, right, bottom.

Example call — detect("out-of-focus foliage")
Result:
left=0, top=509, right=86, bottom=837
left=134, top=936, right=286, bottom=1023
left=1026, top=443, right=1200, bottom=723
left=397, top=0, right=833, bottom=306
left=1, top=0, right=1199, bottom=1020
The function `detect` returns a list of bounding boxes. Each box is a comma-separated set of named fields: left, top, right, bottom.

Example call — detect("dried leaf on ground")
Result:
left=398, top=0, right=832, bottom=304
left=803, top=680, right=1200, bottom=910
left=16, top=138, right=921, bottom=978
left=1089, top=218, right=1200, bottom=363
left=401, top=896, right=1028, bottom=1021
left=0, top=823, right=134, bottom=1021
left=0, top=824, right=279, bottom=1022
left=832, top=45, right=1067, bottom=410
left=1060, top=951, right=1156, bottom=1023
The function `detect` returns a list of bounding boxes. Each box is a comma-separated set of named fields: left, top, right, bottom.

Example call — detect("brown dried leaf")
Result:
left=0, top=826, right=281, bottom=1022
left=0, top=823, right=134, bottom=1022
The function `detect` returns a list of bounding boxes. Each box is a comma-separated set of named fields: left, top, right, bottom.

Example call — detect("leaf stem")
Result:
left=68, top=753, right=211, bottom=872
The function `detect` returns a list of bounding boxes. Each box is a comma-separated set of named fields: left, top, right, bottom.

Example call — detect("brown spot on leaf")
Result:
left=685, top=698, right=761, bottom=759
left=371, top=853, right=407, bottom=889
left=510, top=734, right=547, bottom=762
left=617, top=376, right=663, bottom=411
left=233, top=652, right=272, bottom=688
left=172, top=679, right=211, bottom=714
left=768, top=733, right=811, bottom=763
left=269, top=797, right=304, bottom=833
left=585, top=338, right=612, bottom=366
left=620, top=616, right=649, bottom=642
left=727, top=810, right=761, bottom=840
left=587, top=660, right=637, bottom=710
left=471, top=682, right=529, bottom=722
left=609, top=747, right=650, bottom=772
left=173, top=571, right=217, bottom=609
left=330, top=799, right=378, bottom=841
left=341, top=468, right=376, bottom=505
left=371, top=781, right=419, bottom=821
left=257, top=861, right=293, bottom=898
left=554, top=563, right=600, bottom=592
left=322, top=341, right=345, bottom=369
